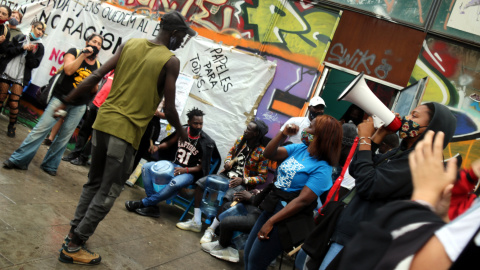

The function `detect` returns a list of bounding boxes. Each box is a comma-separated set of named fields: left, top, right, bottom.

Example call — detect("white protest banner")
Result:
left=14, top=0, right=161, bottom=87
left=175, top=36, right=276, bottom=161
left=175, top=73, right=194, bottom=117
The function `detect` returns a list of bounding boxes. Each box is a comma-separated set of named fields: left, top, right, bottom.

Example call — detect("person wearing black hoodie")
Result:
left=302, top=102, right=457, bottom=270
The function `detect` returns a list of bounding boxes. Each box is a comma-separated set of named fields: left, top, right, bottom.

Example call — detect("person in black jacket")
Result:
left=338, top=130, right=478, bottom=270
left=0, top=5, right=11, bottom=52
left=0, top=21, right=45, bottom=137
left=303, top=102, right=457, bottom=270
left=125, top=107, right=220, bottom=218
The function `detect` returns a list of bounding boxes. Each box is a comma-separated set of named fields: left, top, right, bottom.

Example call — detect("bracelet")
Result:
left=244, top=178, right=249, bottom=184
left=359, top=137, right=372, bottom=141
left=186, top=167, right=189, bottom=173
left=359, top=140, right=371, bottom=145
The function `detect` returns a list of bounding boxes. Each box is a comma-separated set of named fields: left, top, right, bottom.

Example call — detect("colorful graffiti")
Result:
left=14, top=0, right=479, bottom=167
left=257, top=56, right=319, bottom=139
left=411, top=36, right=480, bottom=167
left=243, top=0, right=339, bottom=61
left=323, top=0, right=434, bottom=25
left=104, top=0, right=339, bottom=136
left=108, top=0, right=340, bottom=66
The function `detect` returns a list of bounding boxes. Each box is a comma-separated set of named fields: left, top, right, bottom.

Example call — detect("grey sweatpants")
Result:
left=70, top=130, right=135, bottom=242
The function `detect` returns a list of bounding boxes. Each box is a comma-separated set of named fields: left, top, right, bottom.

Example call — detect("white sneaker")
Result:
left=201, top=240, right=220, bottom=253
left=200, top=227, right=215, bottom=243
left=176, top=219, right=202, bottom=232
left=210, top=246, right=240, bottom=263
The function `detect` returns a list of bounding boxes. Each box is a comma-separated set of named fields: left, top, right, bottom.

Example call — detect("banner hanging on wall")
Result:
left=15, top=0, right=160, bottom=87
left=175, top=36, right=277, bottom=161
left=14, top=0, right=276, bottom=161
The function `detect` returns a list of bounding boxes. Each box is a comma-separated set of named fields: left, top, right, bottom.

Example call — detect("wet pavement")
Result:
left=0, top=116, right=294, bottom=269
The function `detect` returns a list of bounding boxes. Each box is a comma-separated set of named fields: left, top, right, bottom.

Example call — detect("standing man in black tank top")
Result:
left=54, top=11, right=196, bottom=265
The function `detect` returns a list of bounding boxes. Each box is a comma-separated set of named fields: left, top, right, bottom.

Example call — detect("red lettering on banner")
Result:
left=49, top=48, right=66, bottom=65
left=50, top=66, right=57, bottom=76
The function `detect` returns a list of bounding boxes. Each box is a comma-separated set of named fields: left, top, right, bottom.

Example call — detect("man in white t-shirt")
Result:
left=280, top=96, right=326, bottom=144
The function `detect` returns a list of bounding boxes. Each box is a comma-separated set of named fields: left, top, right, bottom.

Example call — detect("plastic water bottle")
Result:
left=232, top=231, right=249, bottom=250
left=200, top=175, right=230, bottom=219
left=149, top=161, right=174, bottom=192
left=218, top=202, right=248, bottom=221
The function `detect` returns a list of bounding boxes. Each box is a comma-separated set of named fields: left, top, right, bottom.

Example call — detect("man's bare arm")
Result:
left=161, top=56, right=187, bottom=140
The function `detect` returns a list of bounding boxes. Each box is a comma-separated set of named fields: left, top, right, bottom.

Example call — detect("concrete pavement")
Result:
left=0, top=115, right=294, bottom=269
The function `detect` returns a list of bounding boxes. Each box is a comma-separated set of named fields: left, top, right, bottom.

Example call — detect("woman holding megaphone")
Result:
left=302, top=102, right=457, bottom=270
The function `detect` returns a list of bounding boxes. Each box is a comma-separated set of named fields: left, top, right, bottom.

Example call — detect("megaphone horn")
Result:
left=337, top=72, right=401, bottom=132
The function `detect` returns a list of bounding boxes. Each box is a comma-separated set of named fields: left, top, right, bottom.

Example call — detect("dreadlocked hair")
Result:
left=186, top=107, right=205, bottom=121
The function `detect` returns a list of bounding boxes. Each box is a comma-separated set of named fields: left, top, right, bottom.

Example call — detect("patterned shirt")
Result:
left=224, top=136, right=269, bottom=186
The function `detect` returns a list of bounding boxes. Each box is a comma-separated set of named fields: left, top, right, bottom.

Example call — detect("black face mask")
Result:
left=190, top=126, right=202, bottom=136
left=168, top=36, right=177, bottom=50
left=86, top=46, right=100, bottom=60
left=309, top=111, right=323, bottom=120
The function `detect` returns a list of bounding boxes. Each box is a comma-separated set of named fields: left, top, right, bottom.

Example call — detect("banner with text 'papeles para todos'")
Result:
left=175, top=36, right=276, bottom=161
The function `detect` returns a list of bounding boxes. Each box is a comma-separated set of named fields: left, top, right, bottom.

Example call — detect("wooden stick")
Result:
left=287, top=244, right=303, bottom=257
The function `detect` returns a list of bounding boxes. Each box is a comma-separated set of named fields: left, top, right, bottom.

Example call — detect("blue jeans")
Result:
left=295, top=248, right=308, bottom=270
left=141, top=162, right=194, bottom=207
left=244, top=202, right=284, bottom=270
left=318, top=242, right=343, bottom=270
left=8, top=97, right=86, bottom=172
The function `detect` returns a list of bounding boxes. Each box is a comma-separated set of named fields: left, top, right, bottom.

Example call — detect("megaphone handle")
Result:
left=372, top=115, right=384, bottom=129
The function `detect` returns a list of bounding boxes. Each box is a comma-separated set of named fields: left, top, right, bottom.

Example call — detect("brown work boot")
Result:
left=59, top=246, right=101, bottom=265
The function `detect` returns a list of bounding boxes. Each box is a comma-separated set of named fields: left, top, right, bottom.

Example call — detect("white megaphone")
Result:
left=337, top=72, right=401, bottom=132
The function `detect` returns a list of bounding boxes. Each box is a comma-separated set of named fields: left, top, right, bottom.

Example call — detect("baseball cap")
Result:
left=161, top=11, right=197, bottom=37
left=309, top=96, right=326, bottom=107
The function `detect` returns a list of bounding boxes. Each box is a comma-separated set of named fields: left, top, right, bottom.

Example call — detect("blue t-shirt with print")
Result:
left=274, top=144, right=332, bottom=196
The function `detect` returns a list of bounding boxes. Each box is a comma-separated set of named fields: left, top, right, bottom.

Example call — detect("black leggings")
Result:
left=0, top=81, right=23, bottom=126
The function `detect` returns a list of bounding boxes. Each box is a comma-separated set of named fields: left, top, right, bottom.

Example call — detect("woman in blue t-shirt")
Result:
left=244, top=115, right=342, bottom=269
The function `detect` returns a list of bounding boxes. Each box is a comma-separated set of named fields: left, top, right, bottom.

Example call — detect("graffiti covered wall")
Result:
left=323, top=0, right=434, bottom=26
left=411, top=36, right=480, bottom=167
left=106, top=0, right=341, bottom=137
left=6, top=0, right=478, bottom=166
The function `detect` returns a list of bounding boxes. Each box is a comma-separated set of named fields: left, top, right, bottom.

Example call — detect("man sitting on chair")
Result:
left=125, top=107, right=219, bottom=217
left=175, top=119, right=269, bottom=239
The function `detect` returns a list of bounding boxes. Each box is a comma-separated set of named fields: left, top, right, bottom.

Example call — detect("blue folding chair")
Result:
left=168, top=155, right=221, bottom=221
